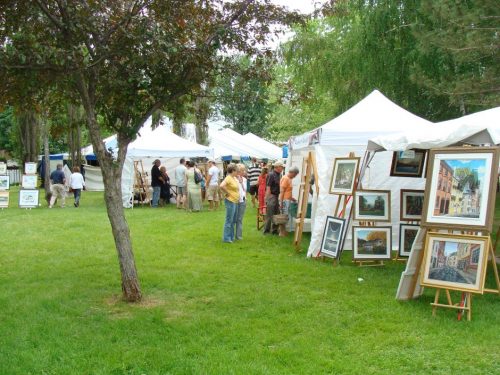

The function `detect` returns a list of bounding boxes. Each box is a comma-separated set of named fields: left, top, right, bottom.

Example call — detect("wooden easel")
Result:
left=133, top=160, right=151, bottom=206
left=293, top=151, right=316, bottom=252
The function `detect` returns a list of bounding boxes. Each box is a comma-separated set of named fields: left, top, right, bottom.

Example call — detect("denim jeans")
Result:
left=223, top=199, right=238, bottom=242
left=234, top=200, right=246, bottom=240
left=152, top=186, right=161, bottom=207
left=73, top=189, right=82, bottom=206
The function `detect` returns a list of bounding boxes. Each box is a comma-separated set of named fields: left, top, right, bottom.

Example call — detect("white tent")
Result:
left=210, top=128, right=279, bottom=160
left=242, top=132, right=282, bottom=159
left=286, top=90, right=433, bottom=257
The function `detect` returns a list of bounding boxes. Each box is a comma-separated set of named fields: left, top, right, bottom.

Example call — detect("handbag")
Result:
left=194, top=171, right=202, bottom=184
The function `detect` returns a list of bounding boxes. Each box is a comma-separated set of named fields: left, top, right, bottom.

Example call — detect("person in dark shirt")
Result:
left=247, top=157, right=261, bottom=208
left=151, top=159, right=164, bottom=207
left=263, top=161, right=284, bottom=234
left=49, top=164, right=66, bottom=208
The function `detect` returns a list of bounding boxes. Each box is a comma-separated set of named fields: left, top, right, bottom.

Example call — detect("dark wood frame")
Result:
left=352, top=226, right=392, bottom=260
left=353, top=189, right=391, bottom=222
left=420, top=232, right=490, bottom=293
left=329, top=157, right=360, bottom=195
left=400, top=189, right=424, bottom=221
left=390, top=149, right=427, bottom=177
left=320, top=216, right=346, bottom=259
left=421, top=146, right=499, bottom=232
left=398, top=223, right=419, bottom=257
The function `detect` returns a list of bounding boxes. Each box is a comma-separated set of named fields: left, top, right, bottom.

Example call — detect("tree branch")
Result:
left=34, top=0, right=65, bottom=31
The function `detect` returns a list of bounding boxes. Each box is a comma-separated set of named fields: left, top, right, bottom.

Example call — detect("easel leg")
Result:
left=432, top=289, right=440, bottom=316
left=467, top=293, right=472, bottom=321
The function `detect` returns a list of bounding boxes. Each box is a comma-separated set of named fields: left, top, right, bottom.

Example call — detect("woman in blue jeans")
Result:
left=219, top=164, right=240, bottom=243
left=234, top=163, right=248, bottom=240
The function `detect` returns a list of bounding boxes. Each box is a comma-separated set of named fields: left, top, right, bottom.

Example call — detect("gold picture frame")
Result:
left=329, top=157, right=360, bottom=195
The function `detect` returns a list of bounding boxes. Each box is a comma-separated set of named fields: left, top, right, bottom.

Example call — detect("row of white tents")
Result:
left=285, top=90, right=499, bottom=255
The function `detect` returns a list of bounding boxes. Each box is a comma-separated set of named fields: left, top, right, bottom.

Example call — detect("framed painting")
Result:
left=354, top=190, right=391, bottom=222
left=420, top=232, right=489, bottom=294
left=390, top=149, right=426, bottom=177
left=400, top=189, right=424, bottom=221
left=0, top=162, right=6, bottom=175
left=0, top=175, right=9, bottom=190
left=320, top=216, right=346, bottom=259
left=352, top=226, right=392, bottom=260
left=0, top=191, right=9, bottom=208
left=421, top=147, right=499, bottom=231
left=22, top=174, right=38, bottom=189
left=398, top=224, right=419, bottom=257
left=19, top=189, right=39, bottom=208
left=329, top=157, right=360, bottom=195
left=25, top=162, right=37, bottom=174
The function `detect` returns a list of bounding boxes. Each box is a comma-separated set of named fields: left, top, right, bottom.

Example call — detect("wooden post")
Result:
left=294, top=152, right=314, bottom=251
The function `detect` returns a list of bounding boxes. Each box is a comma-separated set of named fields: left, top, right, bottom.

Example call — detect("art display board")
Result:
left=25, top=162, right=37, bottom=174
left=19, top=189, right=39, bottom=208
left=0, top=162, right=6, bottom=175
left=0, top=175, right=9, bottom=190
left=22, top=175, right=38, bottom=189
left=0, top=191, right=9, bottom=208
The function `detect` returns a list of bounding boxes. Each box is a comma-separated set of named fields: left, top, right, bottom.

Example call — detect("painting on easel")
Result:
left=320, top=216, right=346, bottom=259
left=329, top=157, right=360, bottom=195
left=354, top=190, right=391, bottom=222
left=352, top=226, right=392, bottom=260
left=421, top=233, right=489, bottom=293
left=400, top=189, right=424, bottom=221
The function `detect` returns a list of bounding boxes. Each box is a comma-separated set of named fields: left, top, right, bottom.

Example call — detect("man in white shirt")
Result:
left=174, top=158, right=187, bottom=209
left=206, top=160, right=220, bottom=210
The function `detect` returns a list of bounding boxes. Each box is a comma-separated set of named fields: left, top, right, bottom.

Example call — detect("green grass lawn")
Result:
left=0, top=187, right=499, bottom=374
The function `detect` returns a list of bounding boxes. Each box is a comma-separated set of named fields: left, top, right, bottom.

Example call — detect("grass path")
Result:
left=0, top=188, right=499, bottom=374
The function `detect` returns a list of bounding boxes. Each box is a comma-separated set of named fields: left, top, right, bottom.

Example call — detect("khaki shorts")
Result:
left=206, top=185, right=219, bottom=201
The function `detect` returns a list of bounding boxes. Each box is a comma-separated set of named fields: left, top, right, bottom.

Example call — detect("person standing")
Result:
left=257, top=166, right=268, bottom=214
left=49, top=164, right=66, bottom=208
left=206, top=160, right=220, bottom=210
left=151, top=159, right=163, bottom=207
left=234, top=163, right=248, bottom=240
left=69, top=166, right=85, bottom=207
left=219, top=163, right=240, bottom=243
left=279, top=166, right=299, bottom=234
left=247, top=157, right=260, bottom=208
left=186, top=161, right=203, bottom=212
left=263, top=161, right=283, bottom=234
left=174, top=158, right=187, bottom=209
left=159, top=166, right=171, bottom=206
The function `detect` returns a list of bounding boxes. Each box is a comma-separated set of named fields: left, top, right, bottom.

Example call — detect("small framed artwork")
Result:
left=0, top=175, right=9, bottom=190
left=420, top=232, right=489, bottom=293
left=390, top=149, right=426, bottom=177
left=19, top=189, right=39, bottom=208
left=400, top=189, right=424, bottom=221
left=421, top=147, right=499, bottom=231
left=25, top=162, right=37, bottom=174
left=329, top=157, right=360, bottom=195
left=354, top=190, right=391, bottom=222
left=0, top=162, right=6, bottom=175
left=320, top=216, right=346, bottom=259
left=22, top=174, right=38, bottom=189
left=352, top=226, right=392, bottom=260
left=399, top=224, right=419, bottom=257
left=0, top=191, right=9, bottom=208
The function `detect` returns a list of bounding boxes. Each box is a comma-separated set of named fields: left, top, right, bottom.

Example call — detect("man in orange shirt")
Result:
left=279, top=166, right=299, bottom=234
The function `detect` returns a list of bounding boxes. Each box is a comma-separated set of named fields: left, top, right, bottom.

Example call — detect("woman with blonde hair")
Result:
left=219, top=163, right=240, bottom=243
left=234, top=163, right=248, bottom=240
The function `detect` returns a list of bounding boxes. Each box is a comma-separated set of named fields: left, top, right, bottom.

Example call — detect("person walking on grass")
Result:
left=257, top=166, right=268, bottom=214
left=247, top=157, right=260, bottom=208
left=234, top=163, right=248, bottom=240
left=69, top=166, right=85, bottom=207
left=175, top=158, right=187, bottom=209
left=280, top=166, right=299, bottom=234
left=151, top=159, right=163, bottom=208
left=49, top=164, right=66, bottom=208
left=220, top=163, right=240, bottom=243
left=263, top=161, right=283, bottom=234
left=185, top=161, right=203, bottom=212
left=206, top=160, right=220, bottom=210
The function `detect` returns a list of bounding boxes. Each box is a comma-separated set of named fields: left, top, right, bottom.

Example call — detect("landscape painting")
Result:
left=398, top=224, right=419, bottom=257
left=390, top=150, right=426, bottom=177
left=22, top=175, right=38, bottom=189
left=24, top=162, right=37, bottom=174
left=320, top=216, right=346, bottom=259
left=400, top=189, right=424, bottom=221
left=19, top=189, right=39, bottom=208
left=329, top=157, right=360, bottom=195
left=423, top=148, right=499, bottom=231
left=421, top=233, right=489, bottom=293
left=354, top=190, right=390, bottom=222
left=352, top=226, right=392, bottom=260
left=0, top=175, right=9, bottom=190
left=0, top=191, right=9, bottom=208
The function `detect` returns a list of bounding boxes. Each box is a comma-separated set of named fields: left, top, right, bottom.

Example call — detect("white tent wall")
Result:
left=82, top=165, right=105, bottom=191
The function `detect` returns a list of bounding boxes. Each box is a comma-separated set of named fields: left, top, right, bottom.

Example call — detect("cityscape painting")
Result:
left=421, top=233, right=489, bottom=293
left=422, top=148, right=499, bottom=231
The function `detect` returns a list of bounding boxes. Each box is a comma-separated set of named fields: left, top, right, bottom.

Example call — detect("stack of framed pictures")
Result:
left=20, top=162, right=39, bottom=208
left=352, top=190, right=392, bottom=261
left=419, top=147, right=499, bottom=296
left=0, top=162, right=8, bottom=208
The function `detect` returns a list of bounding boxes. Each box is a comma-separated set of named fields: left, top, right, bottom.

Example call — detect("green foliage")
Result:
left=0, top=188, right=499, bottom=373
left=0, top=107, right=16, bottom=155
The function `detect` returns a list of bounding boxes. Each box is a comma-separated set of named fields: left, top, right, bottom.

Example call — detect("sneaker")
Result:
left=74, top=202, right=77, bottom=207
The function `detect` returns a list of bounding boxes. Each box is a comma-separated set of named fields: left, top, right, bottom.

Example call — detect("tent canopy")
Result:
left=242, top=132, right=282, bottom=159
left=290, top=90, right=433, bottom=149
left=367, top=106, right=500, bottom=151
left=210, top=128, right=278, bottom=160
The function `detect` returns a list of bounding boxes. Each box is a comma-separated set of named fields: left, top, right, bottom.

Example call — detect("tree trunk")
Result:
left=194, top=95, right=210, bottom=146
left=17, top=110, right=40, bottom=163
left=172, top=114, right=184, bottom=137
left=41, top=117, right=51, bottom=200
